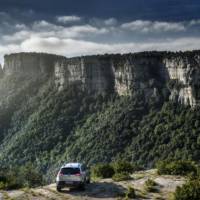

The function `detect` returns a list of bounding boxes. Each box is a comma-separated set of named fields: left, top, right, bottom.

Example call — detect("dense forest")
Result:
left=0, top=52, right=199, bottom=183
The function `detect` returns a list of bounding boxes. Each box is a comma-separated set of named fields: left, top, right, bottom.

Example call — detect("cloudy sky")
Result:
left=0, top=0, right=200, bottom=63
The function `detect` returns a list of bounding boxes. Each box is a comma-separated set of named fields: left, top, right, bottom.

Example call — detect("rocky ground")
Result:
left=0, top=169, right=185, bottom=200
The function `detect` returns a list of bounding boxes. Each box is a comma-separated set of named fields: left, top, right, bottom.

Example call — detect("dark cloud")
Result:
left=0, top=0, right=200, bottom=63
left=0, top=0, right=200, bottom=22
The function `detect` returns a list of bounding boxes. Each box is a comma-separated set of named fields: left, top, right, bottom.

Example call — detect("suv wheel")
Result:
left=79, top=183, right=85, bottom=191
left=86, top=178, right=90, bottom=184
left=56, top=186, right=62, bottom=192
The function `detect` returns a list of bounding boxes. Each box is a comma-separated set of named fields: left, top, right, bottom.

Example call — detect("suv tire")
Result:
left=79, top=183, right=85, bottom=191
left=86, top=178, right=90, bottom=184
left=56, top=186, right=62, bottom=192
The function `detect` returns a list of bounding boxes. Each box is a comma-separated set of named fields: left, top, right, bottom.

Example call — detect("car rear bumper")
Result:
left=56, top=181, right=83, bottom=188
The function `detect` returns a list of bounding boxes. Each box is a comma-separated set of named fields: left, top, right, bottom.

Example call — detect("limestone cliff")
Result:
left=3, top=51, right=200, bottom=107
left=4, top=52, right=65, bottom=76
left=163, top=55, right=200, bottom=106
left=54, top=56, right=114, bottom=92
left=0, top=64, right=3, bottom=78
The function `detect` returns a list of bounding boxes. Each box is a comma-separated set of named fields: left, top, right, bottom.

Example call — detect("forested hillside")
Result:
left=0, top=51, right=199, bottom=182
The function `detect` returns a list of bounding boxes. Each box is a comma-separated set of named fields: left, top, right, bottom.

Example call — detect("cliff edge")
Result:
left=3, top=51, right=200, bottom=107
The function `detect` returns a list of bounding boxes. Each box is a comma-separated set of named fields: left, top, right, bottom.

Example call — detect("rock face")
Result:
left=0, top=64, right=3, bottom=78
left=4, top=53, right=65, bottom=76
left=55, top=56, right=114, bottom=92
left=3, top=51, right=200, bottom=107
left=112, top=55, right=165, bottom=97
left=163, top=55, right=200, bottom=106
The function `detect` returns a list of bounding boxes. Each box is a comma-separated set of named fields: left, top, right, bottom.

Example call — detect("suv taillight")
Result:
left=74, top=173, right=81, bottom=176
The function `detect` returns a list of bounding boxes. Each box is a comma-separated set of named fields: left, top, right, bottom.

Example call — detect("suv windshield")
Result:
left=60, top=167, right=80, bottom=175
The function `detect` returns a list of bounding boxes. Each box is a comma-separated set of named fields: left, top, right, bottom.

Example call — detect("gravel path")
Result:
left=0, top=193, right=3, bottom=200
left=1, top=170, right=186, bottom=200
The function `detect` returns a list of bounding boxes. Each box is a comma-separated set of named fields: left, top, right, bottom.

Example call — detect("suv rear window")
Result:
left=61, top=167, right=80, bottom=175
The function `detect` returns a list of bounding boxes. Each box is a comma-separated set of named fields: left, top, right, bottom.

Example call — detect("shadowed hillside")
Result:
left=0, top=51, right=199, bottom=182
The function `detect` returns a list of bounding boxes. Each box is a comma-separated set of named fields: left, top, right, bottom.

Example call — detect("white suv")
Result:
left=56, top=163, right=90, bottom=191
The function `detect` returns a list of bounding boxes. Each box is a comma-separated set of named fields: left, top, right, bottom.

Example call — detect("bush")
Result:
left=125, top=186, right=136, bottom=199
left=144, top=179, right=157, bottom=192
left=156, top=160, right=197, bottom=176
left=112, top=172, right=131, bottom=182
left=0, top=182, right=7, bottom=190
left=0, top=163, right=44, bottom=190
left=197, top=166, right=200, bottom=178
left=0, top=168, right=22, bottom=190
left=174, top=179, right=200, bottom=200
left=18, top=163, right=44, bottom=187
left=112, top=160, right=135, bottom=174
left=91, top=163, right=115, bottom=178
left=0, top=175, right=7, bottom=183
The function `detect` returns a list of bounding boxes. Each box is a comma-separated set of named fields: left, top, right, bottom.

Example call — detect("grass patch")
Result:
left=112, top=172, right=132, bottom=182
left=44, top=187, right=70, bottom=199
left=125, top=186, right=136, bottom=199
left=153, top=196, right=165, bottom=200
left=1, top=191, right=13, bottom=200
left=136, top=190, right=148, bottom=199
left=144, top=179, right=158, bottom=193
left=173, top=179, right=200, bottom=200
left=132, top=173, right=145, bottom=180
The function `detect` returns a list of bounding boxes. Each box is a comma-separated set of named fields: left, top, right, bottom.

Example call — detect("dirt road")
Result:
left=0, top=170, right=185, bottom=200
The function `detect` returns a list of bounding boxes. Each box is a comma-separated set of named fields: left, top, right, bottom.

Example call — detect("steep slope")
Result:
left=62, top=97, right=200, bottom=167
left=0, top=51, right=199, bottom=181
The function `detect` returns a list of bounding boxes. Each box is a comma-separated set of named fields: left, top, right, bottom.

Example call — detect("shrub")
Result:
left=156, top=160, right=197, bottom=176
left=0, top=175, right=7, bottom=183
left=18, top=163, right=44, bottom=187
left=0, top=168, right=22, bottom=190
left=6, top=178, right=21, bottom=190
left=144, top=179, right=157, bottom=192
left=0, top=164, right=44, bottom=190
left=197, top=166, right=200, bottom=178
left=0, top=182, right=7, bottom=190
left=112, top=172, right=131, bottom=182
left=112, top=160, right=135, bottom=174
left=125, top=186, right=136, bottom=199
left=174, top=179, right=200, bottom=200
left=91, top=163, right=115, bottom=178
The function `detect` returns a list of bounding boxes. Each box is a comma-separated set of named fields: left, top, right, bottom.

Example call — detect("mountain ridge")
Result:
left=2, top=50, right=200, bottom=107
